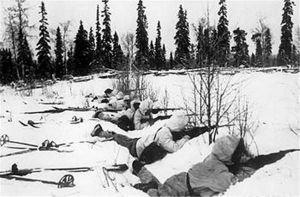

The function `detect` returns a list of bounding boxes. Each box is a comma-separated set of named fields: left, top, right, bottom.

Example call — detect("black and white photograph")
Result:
left=0, top=0, right=299, bottom=196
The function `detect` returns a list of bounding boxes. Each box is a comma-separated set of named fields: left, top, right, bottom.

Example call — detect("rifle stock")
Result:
left=185, top=124, right=234, bottom=139
left=141, top=115, right=172, bottom=124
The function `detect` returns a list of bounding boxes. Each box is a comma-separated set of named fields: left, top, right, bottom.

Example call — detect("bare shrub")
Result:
left=113, top=70, right=158, bottom=102
left=184, top=65, right=240, bottom=144
left=227, top=97, right=259, bottom=155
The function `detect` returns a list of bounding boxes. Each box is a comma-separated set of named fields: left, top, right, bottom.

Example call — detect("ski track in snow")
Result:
left=0, top=71, right=299, bottom=196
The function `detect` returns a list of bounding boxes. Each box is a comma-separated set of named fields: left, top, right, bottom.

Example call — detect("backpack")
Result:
left=139, top=143, right=168, bottom=164
left=138, top=128, right=168, bottom=164
left=117, top=115, right=135, bottom=131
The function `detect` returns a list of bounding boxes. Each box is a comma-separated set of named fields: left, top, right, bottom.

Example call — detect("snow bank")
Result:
left=0, top=71, right=299, bottom=196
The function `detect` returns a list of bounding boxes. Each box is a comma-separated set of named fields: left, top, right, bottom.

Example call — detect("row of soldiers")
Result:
left=90, top=88, right=173, bottom=131
left=90, top=107, right=252, bottom=196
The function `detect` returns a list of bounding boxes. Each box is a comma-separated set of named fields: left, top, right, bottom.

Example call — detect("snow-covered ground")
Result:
left=0, top=70, right=299, bottom=196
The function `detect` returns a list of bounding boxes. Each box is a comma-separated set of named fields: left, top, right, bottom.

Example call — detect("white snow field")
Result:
left=0, top=70, right=299, bottom=196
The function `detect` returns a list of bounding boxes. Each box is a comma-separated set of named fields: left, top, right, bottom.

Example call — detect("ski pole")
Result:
left=0, top=134, right=38, bottom=148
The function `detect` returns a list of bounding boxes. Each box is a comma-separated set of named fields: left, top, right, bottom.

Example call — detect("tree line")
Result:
left=0, top=0, right=299, bottom=85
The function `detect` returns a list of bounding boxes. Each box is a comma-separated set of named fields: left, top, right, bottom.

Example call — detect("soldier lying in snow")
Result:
left=133, top=99, right=155, bottom=130
left=92, top=99, right=140, bottom=131
left=133, top=135, right=251, bottom=197
left=91, top=111, right=215, bottom=164
left=91, top=88, right=115, bottom=102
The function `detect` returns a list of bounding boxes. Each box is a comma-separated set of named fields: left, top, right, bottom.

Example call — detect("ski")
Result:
left=0, top=173, right=75, bottom=188
left=102, top=167, right=119, bottom=192
left=19, top=120, right=40, bottom=128
left=0, top=164, right=92, bottom=176
left=0, top=163, right=129, bottom=177
left=18, top=120, right=28, bottom=127
left=0, top=149, right=36, bottom=158
left=0, top=134, right=38, bottom=147
left=105, top=164, right=128, bottom=172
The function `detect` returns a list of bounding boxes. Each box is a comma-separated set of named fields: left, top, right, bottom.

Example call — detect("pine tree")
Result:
left=66, top=45, right=75, bottom=74
left=36, top=1, right=51, bottom=79
left=54, top=27, right=64, bottom=78
left=250, top=53, right=256, bottom=67
left=148, top=41, right=155, bottom=70
left=264, top=28, right=272, bottom=65
left=202, top=27, right=217, bottom=65
left=291, top=44, right=298, bottom=64
left=217, top=0, right=230, bottom=67
left=102, top=0, right=112, bottom=68
left=74, top=20, right=90, bottom=76
left=155, top=21, right=163, bottom=70
left=112, top=31, right=124, bottom=70
left=17, top=28, right=34, bottom=82
left=13, top=0, right=32, bottom=80
left=190, top=43, right=196, bottom=67
left=174, top=5, right=190, bottom=65
left=169, top=52, right=174, bottom=69
left=231, top=27, right=249, bottom=67
left=278, top=0, right=295, bottom=65
left=88, top=27, right=95, bottom=63
left=162, top=44, right=166, bottom=70
left=251, top=33, right=263, bottom=66
left=135, top=0, right=149, bottom=69
left=0, top=49, right=16, bottom=84
left=196, top=22, right=204, bottom=67
left=95, top=5, right=102, bottom=63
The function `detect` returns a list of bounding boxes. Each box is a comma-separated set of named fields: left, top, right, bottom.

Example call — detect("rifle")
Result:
left=184, top=124, right=234, bottom=139
left=141, top=115, right=172, bottom=124
left=150, top=108, right=182, bottom=114
left=128, top=88, right=146, bottom=92
left=95, top=108, right=123, bottom=113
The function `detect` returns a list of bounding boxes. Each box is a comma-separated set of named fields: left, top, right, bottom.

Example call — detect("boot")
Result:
left=134, top=180, right=158, bottom=192
left=91, top=124, right=114, bottom=138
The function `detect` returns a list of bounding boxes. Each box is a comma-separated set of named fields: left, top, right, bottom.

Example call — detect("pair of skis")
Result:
left=99, top=164, right=129, bottom=192
left=0, top=134, right=74, bottom=158
left=19, top=120, right=43, bottom=128
left=0, top=163, right=128, bottom=188
left=0, top=164, right=75, bottom=188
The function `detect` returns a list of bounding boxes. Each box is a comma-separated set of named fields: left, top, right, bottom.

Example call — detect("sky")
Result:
left=0, top=0, right=299, bottom=57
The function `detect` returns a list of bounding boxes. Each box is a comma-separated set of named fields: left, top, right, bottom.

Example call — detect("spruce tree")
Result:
left=102, top=0, right=112, bottom=68
left=17, top=28, right=34, bottom=82
left=174, top=5, right=190, bottom=65
left=202, top=27, right=217, bottom=65
left=250, top=53, right=256, bottom=67
left=148, top=41, right=155, bottom=70
left=88, top=27, right=95, bottom=64
left=36, top=1, right=51, bottom=79
left=169, top=52, right=174, bottom=69
left=217, top=0, right=230, bottom=67
left=54, top=27, right=64, bottom=78
left=155, top=21, right=163, bottom=70
left=264, top=28, right=272, bottom=65
left=66, top=45, right=75, bottom=75
left=278, top=0, right=295, bottom=65
left=135, top=0, right=149, bottom=69
left=112, top=31, right=124, bottom=70
left=251, top=33, right=263, bottom=66
left=162, top=44, right=166, bottom=70
left=74, top=20, right=90, bottom=76
left=0, top=49, right=16, bottom=84
left=13, top=0, right=32, bottom=80
left=95, top=5, right=102, bottom=63
left=231, top=27, right=249, bottom=67
left=196, top=22, right=204, bottom=67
